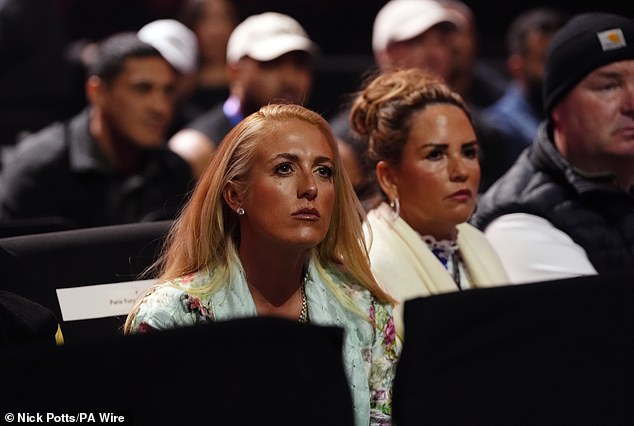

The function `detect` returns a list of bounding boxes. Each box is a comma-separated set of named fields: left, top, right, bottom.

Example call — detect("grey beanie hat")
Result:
left=543, top=12, right=634, bottom=115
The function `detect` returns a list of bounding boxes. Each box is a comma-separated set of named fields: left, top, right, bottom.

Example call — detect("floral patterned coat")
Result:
left=127, top=259, right=401, bottom=426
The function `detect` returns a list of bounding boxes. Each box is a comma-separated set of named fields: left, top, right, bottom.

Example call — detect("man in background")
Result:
left=484, top=7, right=567, bottom=154
left=330, top=0, right=514, bottom=196
left=138, top=18, right=200, bottom=138
left=0, top=32, right=193, bottom=229
left=438, top=0, right=509, bottom=109
left=473, top=13, right=634, bottom=282
left=168, top=12, right=318, bottom=178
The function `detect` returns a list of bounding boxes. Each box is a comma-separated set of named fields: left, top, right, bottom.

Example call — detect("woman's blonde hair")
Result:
left=125, top=104, right=394, bottom=332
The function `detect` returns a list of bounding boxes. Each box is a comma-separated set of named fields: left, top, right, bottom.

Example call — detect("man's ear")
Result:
left=85, top=75, right=105, bottom=107
left=227, top=62, right=243, bottom=97
left=223, top=182, right=243, bottom=213
left=376, top=160, right=399, bottom=201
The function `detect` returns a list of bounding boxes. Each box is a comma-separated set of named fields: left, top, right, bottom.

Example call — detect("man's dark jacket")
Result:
left=472, top=123, right=634, bottom=273
left=0, top=108, right=194, bottom=228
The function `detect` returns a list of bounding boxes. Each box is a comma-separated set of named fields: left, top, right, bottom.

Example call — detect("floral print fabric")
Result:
left=128, top=260, right=401, bottom=426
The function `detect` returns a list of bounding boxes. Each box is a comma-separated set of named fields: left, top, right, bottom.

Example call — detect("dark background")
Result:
left=54, top=1, right=634, bottom=57
left=51, top=1, right=634, bottom=119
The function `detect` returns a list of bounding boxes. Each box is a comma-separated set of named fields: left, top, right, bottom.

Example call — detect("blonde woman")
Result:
left=125, top=104, right=400, bottom=425
left=350, top=69, right=509, bottom=338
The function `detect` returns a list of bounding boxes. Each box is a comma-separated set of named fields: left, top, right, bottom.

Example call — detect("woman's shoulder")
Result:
left=320, top=264, right=371, bottom=299
left=128, top=271, right=214, bottom=333
left=320, top=263, right=394, bottom=316
left=364, top=203, right=420, bottom=254
left=138, top=270, right=213, bottom=304
left=457, top=222, right=487, bottom=237
left=166, top=269, right=214, bottom=289
left=457, top=222, right=510, bottom=284
left=457, top=222, right=500, bottom=252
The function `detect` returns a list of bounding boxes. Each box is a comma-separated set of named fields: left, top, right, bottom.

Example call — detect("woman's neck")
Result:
left=399, top=206, right=459, bottom=241
left=238, top=240, right=308, bottom=319
left=413, top=222, right=458, bottom=242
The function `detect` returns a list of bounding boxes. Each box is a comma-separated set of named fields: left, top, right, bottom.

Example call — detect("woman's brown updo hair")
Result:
left=350, top=67, right=472, bottom=169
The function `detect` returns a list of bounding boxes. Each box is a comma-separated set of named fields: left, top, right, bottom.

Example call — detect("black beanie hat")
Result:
left=543, top=12, right=634, bottom=115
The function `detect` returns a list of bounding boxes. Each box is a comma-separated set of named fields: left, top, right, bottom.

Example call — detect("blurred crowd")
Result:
left=0, top=0, right=573, bottom=149
left=1, top=2, right=633, bottom=421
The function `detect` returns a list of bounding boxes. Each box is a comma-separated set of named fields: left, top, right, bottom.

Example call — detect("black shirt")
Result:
left=0, top=108, right=194, bottom=228
left=186, top=102, right=235, bottom=147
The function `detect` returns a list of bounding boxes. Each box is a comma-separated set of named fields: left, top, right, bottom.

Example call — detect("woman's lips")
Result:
left=447, top=189, right=473, bottom=201
left=292, top=208, right=320, bottom=220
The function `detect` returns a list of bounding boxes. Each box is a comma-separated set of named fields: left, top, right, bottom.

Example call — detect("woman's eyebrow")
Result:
left=269, top=152, right=299, bottom=162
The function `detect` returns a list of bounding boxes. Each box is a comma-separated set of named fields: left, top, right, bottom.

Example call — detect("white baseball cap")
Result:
left=372, top=0, right=459, bottom=52
left=226, top=12, right=318, bottom=63
left=138, top=19, right=198, bottom=75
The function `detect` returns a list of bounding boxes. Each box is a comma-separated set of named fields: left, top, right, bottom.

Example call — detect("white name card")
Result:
left=56, top=279, right=157, bottom=321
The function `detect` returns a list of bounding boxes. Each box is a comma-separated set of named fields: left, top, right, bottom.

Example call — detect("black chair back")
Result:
left=0, top=221, right=172, bottom=343
left=1, top=317, right=355, bottom=426
left=393, top=271, right=634, bottom=426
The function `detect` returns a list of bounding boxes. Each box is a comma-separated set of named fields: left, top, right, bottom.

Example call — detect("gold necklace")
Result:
left=298, top=278, right=309, bottom=323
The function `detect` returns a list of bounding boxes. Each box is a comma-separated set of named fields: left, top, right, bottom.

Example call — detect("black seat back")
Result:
left=0, top=221, right=172, bottom=343
left=393, top=270, right=634, bottom=426
left=1, top=317, right=355, bottom=426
